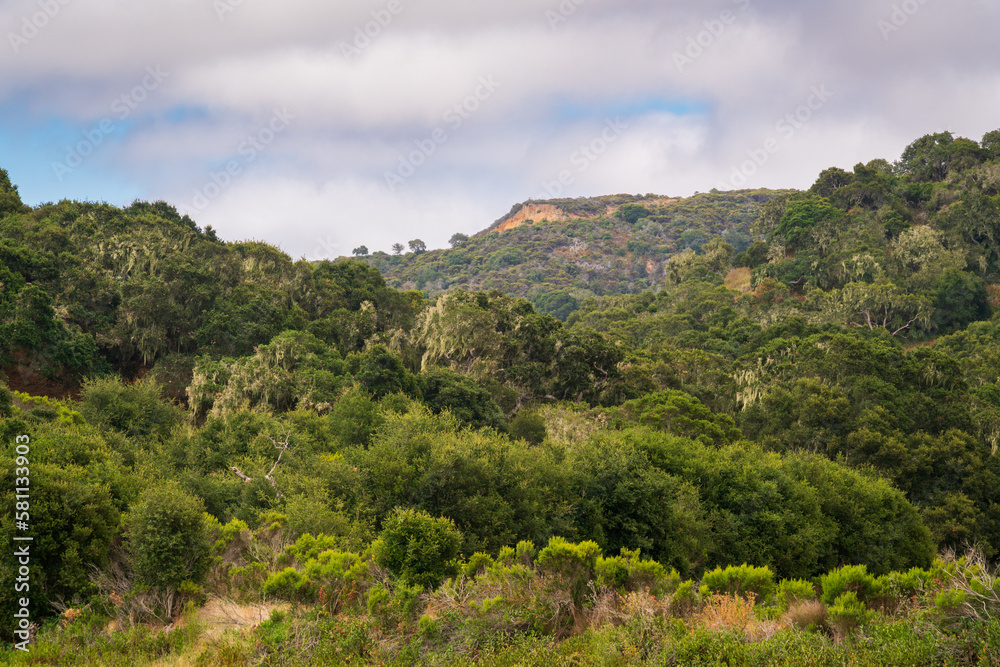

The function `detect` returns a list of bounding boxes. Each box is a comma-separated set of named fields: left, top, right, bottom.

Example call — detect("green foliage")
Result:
left=352, top=403, right=568, bottom=555
left=462, top=551, right=496, bottom=577
left=878, top=567, right=931, bottom=606
left=932, top=268, right=992, bottom=333
left=826, top=591, right=873, bottom=636
left=509, top=409, right=546, bottom=445
left=372, top=508, right=463, bottom=589
left=0, top=167, right=27, bottom=216
left=595, top=547, right=680, bottom=597
left=419, top=366, right=507, bottom=431
left=733, top=240, right=769, bottom=269
left=935, top=588, right=969, bottom=615
left=699, top=564, right=775, bottom=599
left=536, top=536, right=602, bottom=606
left=531, top=289, right=580, bottom=321
left=10, top=391, right=85, bottom=425
left=345, top=344, right=418, bottom=399
left=0, top=382, right=12, bottom=418
left=371, top=191, right=783, bottom=301
left=632, top=428, right=932, bottom=578
left=127, top=483, right=212, bottom=591
left=317, top=387, right=379, bottom=449
left=776, top=579, right=817, bottom=609
left=302, top=550, right=369, bottom=611
left=262, top=567, right=313, bottom=601
left=80, top=376, right=181, bottom=441
left=897, top=131, right=987, bottom=181
left=772, top=195, right=842, bottom=250
left=7, top=131, right=1000, bottom=662
left=617, top=203, right=652, bottom=224
left=820, top=565, right=881, bottom=605
left=367, top=581, right=423, bottom=630
left=188, top=330, right=345, bottom=417
left=569, top=432, right=708, bottom=574
left=0, top=462, right=120, bottom=640
left=611, top=389, right=742, bottom=446
left=286, top=533, right=342, bottom=564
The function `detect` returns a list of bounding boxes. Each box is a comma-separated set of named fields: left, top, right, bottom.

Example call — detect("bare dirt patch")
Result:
left=494, top=204, right=579, bottom=233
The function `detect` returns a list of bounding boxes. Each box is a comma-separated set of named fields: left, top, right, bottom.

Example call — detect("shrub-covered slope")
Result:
left=364, top=190, right=792, bottom=316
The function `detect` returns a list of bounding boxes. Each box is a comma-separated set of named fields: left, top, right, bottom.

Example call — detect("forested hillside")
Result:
left=363, top=190, right=793, bottom=318
left=2, top=130, right=1000, bottom=665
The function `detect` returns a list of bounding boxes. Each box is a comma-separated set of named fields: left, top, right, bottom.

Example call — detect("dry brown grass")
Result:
left=145, top=598, right=291, bottom=667
left=688, top=593, right=790, bottom=641
left=694, top=593, right=756, bottom=633
left=782, top=599, right=828, bottom=631
left=199, top=598, right=286, bottom=631
left=724, top=267, right=753, bottom=293
left=583, top=587, right=673, bottom=631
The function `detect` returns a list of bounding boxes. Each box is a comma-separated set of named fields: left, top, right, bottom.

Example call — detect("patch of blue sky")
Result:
left=552, top=96, right=710, bottom=123
left=163, top=104, right=214, bottom=125
left=0, top=117, right=143, bottom=207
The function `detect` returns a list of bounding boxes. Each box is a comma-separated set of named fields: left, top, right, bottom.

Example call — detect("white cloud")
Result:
left=2, top=0, right=999, bottom=253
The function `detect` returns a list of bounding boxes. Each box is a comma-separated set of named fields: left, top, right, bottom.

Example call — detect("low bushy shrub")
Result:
left=776, top=579, right=816, bottom=610
left=820, top=564, right=881, bottom=605
left=699, top=563, right=775, bottom=600
left=595, top=547, right=679, bottom=597
left=537, top=537, right=601, bottom=607
left=372, top=508, right=463, bottom=590
left=827, top=591, right=872, bottom=637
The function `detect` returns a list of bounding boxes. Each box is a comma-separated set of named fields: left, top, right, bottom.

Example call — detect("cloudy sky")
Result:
left=1, top=0, right=998, bottom=259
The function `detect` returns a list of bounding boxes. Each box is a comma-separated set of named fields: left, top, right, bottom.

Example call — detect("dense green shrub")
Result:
left=570, top=432, right=708, bottom=574
left=325, top=386, right=382, bottom=447
left=776, top=579, right=817, bottom=610
left=345, top=344, right=419, bottom=399
left=699, top=563, right=776, bottom=599
left=595, top=547, right=679, bottom=597
left=419, top=366, right=507, bottom=432
left=611, top=389, right=742, bottom=446
left=509, top=409, right=547, bottom=445
left=127, top=483, right=212, bottom=591
left=0, top=463, right=120, bottom=640
left=536, top=537, right=602, bottom=606
left=826, top=591, right=872, bottom=636
left=877, top=567, right=931, bottom=608
left=372, top=508, right=463, bottom=590
left=353, top=407, right=568, bottom=554
left=262, top=567, right=313, bottom=601
left=80, top=376, right=182, bottom=441
left=820, top=565, right=881, bottom=605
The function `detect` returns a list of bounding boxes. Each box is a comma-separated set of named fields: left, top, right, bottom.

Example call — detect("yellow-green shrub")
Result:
left=776, top=578, right=817, bottom=610
left=699, top=563, right=775, bottom=600
left=820, top=564, right=882, bottom=605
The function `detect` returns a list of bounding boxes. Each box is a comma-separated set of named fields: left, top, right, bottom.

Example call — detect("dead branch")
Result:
left=228, top=428, right=291, bottom=500
left=230, top=467, right=253, bottom=483
left=891, top=317, right=919, bottom=336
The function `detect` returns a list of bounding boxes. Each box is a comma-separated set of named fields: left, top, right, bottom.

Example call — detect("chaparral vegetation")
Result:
left=3, top=130, right=1000, bottom=665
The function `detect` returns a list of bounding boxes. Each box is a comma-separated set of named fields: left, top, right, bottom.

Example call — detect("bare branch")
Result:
left=229, top=428, right=291, bottom=500
left=891, top=317, right=919, bottom=337
left=264, top=428, right=291, bottom=500
left=230, top=467, right=254, bottom=483
left=265, top=476, right=283, bottom=500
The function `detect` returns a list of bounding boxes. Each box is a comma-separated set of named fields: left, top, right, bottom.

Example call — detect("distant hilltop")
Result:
left=485, top=196, right=683, bottom=235
left=364, top=189, right=784, bottom=309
